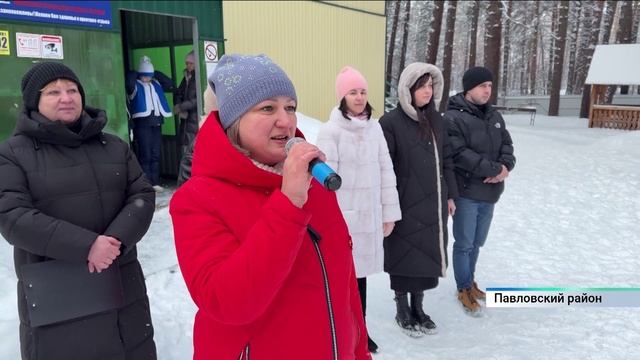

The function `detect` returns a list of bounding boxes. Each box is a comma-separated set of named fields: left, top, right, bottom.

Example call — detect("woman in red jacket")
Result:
left=170, top=54, right=371, bottom=360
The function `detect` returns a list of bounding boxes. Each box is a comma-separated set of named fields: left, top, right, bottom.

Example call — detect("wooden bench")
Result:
left=494, top=105, right=537, bottom=125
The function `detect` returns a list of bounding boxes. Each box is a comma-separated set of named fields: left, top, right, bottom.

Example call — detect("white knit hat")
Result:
left=137, top=56, right=154, bottom=76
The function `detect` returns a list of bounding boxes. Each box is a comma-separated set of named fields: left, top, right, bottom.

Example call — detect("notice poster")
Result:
left=41, top=34, right=63, bottom=59
left=16, top=32, right=40, bottom=58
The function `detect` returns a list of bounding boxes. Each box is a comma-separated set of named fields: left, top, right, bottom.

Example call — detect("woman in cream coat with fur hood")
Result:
left=316, top=66, right=401, bottom=353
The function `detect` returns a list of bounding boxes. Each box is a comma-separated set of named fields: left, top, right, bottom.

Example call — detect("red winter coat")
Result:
left=170, top=112, right=371, bottom=360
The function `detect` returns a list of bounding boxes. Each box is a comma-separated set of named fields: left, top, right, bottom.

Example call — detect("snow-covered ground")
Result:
left=2, top=114, right=640, bottom=359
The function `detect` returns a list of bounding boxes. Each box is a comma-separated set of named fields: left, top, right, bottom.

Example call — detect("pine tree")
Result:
left=385, top=0, right=402, bottom=96
left=398, top=1, right=412, bottom=82
left=549, top=1, right=570, bottom=116
left=426, top=1, right=445, bottom=64
left=440, top=0, right=458, bottom=112
left=484, top=0, right=502, bottom=104
left=466, top=0, right=480, bottom=68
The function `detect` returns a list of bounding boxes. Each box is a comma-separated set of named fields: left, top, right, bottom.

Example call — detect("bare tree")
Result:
left=467, top=0, right=480, bottom=68
left=426, top=1, right=445, bottom=64
left=385, top=0, right=402, bottom=95
left=615, top=0, right=633, bottom=43
left=600, top=0, right=616, bottom=44
left=501, top=0, right=529, bottom=95
left=484, top=0, right=502, bottom=104
left=549, top=1, right=570, bottom=116
left=411, top=2, right=432, bottom=63
left=600, top=0, right=618, bottom=103
left=547, top=3, right=558, bottom=94
left=578, top=0, right=605, bottom=118
left=634, top=1, right=640, bottom=94
left=520, top=41, right=528, bottom=94
left=529, top=0, right=540, bottom=95
left=574, top=1, right=603, bottom=93
left=616, top=0, right=634, bottom=94
left=440, top=0, right=458, bottom=112
left=501, top=0, right=512, bottom=97
left=565, top=1, right=581, bottom=95
left=632, top=0, right=639, bottom=43
left=398, top=1, right=412, bottom=78
left=519, top=39, right=529, bottom=95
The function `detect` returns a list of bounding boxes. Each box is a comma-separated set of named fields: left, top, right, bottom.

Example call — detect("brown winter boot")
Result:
left=470, top=281, right=486, bottom=300
left=457, top=288, right=481, bottom=313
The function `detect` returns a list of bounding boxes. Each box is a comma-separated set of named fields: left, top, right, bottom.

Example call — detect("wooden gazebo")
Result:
left=586, top=44, right=640, bottom=130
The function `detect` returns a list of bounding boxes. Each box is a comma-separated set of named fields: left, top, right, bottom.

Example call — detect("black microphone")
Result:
left=285, top=137, right=342, bottom=191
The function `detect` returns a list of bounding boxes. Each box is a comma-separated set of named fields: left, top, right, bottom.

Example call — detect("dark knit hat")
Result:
left=462, top=66, right=493, bottom=93
left=209, top=54, right=297, bottom=129
left=21, top=62, right=85, bottom=112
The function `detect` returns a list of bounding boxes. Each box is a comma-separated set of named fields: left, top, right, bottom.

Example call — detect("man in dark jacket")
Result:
left=0, top=62, right=157, bottom=359
left=444, top=66, right=516, bottom=315
left=177, top=83, right=217, bottom=187
left=174, top=50, right=199, bottom=155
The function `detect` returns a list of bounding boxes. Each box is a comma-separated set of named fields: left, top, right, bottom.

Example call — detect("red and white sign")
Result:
left=204, top=41, right=218, bottom=63
left=41, top=35, right=63, bottom=59
left=16, top=32, right=40, bottom=58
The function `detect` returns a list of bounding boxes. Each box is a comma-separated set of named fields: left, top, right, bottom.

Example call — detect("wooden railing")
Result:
left=589, top=104, right=640, bottom=130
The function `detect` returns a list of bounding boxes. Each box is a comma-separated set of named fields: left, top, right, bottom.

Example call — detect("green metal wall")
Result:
left=111, top=1, right=224, bottom=40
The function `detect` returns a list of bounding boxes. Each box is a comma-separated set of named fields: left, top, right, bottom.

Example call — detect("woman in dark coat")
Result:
left=379, top=62, right=458, bottom=338
left=0, top=62, right=157, bottom=360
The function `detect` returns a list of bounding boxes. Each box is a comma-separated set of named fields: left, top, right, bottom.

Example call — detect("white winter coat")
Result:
left=316, top=107, right=402, bottom=277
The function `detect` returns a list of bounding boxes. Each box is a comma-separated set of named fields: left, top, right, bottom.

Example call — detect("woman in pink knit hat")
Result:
left=316, top=66, right=401, bottom=353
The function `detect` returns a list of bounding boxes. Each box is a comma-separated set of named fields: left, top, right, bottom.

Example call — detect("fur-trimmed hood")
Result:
left=397, top=62, right=444, bottom=121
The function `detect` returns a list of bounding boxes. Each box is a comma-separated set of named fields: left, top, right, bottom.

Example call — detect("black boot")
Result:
left=394, top=292, right=423, bottom=338
left=410, top=292, right=437, bottom=334
left=358, top=278, right=379, bottom=353
left=367, top=335, right=378, bottom=353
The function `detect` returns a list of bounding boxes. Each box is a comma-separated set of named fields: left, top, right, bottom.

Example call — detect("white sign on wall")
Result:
left=41, top=35, right=63, bottom=59
left=204, top=41, right=218, bottom=63
left=16, top=32, right=40, bottom=58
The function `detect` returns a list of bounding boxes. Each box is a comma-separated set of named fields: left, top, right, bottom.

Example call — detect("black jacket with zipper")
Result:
left=444, top=93, right=516, bottom=204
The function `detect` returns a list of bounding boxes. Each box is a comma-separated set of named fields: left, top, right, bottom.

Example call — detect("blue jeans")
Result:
left=452, top=197, right=494, bottom=290
left=133, top=124, right=162, bottom=186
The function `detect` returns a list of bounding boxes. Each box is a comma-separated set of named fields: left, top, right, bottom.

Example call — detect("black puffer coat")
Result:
left=380, top=105, right=458, bottom=278
left=177, top=137, right=194, bottom=186
left=0, top=107, right=156, bottom=360
left=444, top=93, right=516, bottom=204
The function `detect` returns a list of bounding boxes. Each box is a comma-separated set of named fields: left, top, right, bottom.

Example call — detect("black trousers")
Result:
left=357, top=277, right=367, bottom=316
